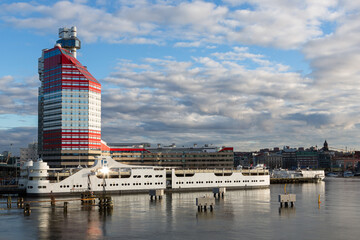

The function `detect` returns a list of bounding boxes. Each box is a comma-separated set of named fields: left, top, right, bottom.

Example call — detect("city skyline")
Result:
left=1, top=0, right=360, bottom=153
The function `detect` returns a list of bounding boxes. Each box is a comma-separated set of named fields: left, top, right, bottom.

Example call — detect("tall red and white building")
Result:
left=38, top=26, right=102, bottom=168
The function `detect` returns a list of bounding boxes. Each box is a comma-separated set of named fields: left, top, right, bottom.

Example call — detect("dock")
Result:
left=279, top=194, right=296, bottom=207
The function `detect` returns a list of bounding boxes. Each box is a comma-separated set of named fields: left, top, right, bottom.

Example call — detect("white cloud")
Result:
left=3, top=0, right=360, bottom=151
left=0, top=127, right=37, bottom=154
left=303, top=3, right=360, bottom=90
left=0, top=75, right=38, bottom=115
left=100, top=48, right=339, bottom=148
left=226, top=0, right=339, bottom=48
left=0, top=0, right=341, bottom=48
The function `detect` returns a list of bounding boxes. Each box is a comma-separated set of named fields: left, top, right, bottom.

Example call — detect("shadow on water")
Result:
left=196, top=211, right=215, bottom=220
left=278, top=207, right=296, bottom=217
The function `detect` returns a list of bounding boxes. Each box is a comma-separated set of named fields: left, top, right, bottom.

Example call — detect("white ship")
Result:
left=19, top=156, right=270, bottom=196
left=271, top=169, right=325, bottom=181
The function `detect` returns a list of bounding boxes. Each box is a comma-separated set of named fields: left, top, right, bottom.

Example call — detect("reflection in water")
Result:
left=86, top=209, right=103, bottom=240
left=196, top=211, right=215, bottom=220
left=3, top=180, right=360, bottom=240
left=278, top=207, right=296, bottom=217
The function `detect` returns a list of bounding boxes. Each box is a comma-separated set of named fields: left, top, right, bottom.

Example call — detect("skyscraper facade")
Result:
left=38, top=27, right=101, bottom=168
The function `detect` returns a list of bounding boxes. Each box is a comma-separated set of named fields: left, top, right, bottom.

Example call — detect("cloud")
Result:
left=0, top=75, right=38, bottom=115
left=225, top=0, right=340, bottom=48
left=0, top=0, right=340, bottom=48
left=3, top=0, right=360, bottom=152
left=303, top=6, right=360, bottom=88
left=99, top=47, right=335, bottom=149
left=285, top=113, right=332, bottom=128
left=0, top=127, right=37, bottom=155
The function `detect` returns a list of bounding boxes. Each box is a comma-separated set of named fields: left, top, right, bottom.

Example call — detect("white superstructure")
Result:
left=22, top=156, right=270, bottom=196
left=271, top=169, right=325, bottom=181
left=171, top=168, right=269, bottom=191
left=18, top=160, right=33, bottom=189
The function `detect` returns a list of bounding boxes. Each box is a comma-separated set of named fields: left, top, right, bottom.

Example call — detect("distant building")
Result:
left=234, top=152, right=252, bottom=167
left=0, top=153, right=5, bottom=163
left=20, top=143, right=38, bottom=162
left=318, top=152, right=333, bottom=169
left=264, top=152, right=283, bottom=169
left=296, top=150, right=318, bottom=169
left=108, top=143, right=234, bottom=169
left=281, top=147, right=297, bottom=169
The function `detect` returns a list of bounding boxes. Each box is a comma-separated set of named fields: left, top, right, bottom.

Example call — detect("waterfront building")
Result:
left=281, top=147, right=297, bottom=169
left=20, top=143, right=38, bottom=162
left=38, top=27, right=101, bottom=168
left=254, top=150, right=282, bottom=169
left=234, top=152, right=253, bottom=167
left=296, top=150, right=318, bottom=169
left=108, top=143, right=234, bottom=169
left=254, top=152, right=266, bottom=165
left=0, top=152, right=9, bottom=163
left=264, top=152, right=283, bottom=169
left=318, top=151, right=333, bottom=169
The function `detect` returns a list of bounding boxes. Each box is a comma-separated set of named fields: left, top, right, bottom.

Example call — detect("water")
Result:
left=1, top=178, right=360, bottom=240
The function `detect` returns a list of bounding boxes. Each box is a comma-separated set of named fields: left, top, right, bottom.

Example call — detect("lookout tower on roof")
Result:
left=56, top=26, right=81, bottom=58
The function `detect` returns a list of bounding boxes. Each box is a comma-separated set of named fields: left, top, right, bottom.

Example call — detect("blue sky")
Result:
left=1, top=0, right=360, bottom=154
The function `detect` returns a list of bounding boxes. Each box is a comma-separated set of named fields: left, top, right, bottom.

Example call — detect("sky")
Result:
left=1, top=0, right=360, bottom=154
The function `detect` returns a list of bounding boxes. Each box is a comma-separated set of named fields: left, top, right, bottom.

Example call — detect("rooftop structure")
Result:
left=56, top=26, right=81, bottom=58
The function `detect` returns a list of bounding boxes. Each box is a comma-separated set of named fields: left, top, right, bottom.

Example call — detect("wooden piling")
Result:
left=213, top=187, right=226, bottom=199
left=23, top=203, right=31, bottom=216
left=81, top=192, right=96, bottom=205
left=98, top=195, right=113, bottom=209
left=7, top=196, right=11, bottom=208
left=50, top=194, right=56, bottom=207
left=17, top=197, right=24, bottom=208
left=64, top=202, right=68, bottom=213
left=149, top=189, right=164, bottom=201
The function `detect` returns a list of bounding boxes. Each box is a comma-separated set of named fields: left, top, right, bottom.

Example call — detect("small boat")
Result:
left=326, top=172, right=339, bottom=177
left=343, top=171, right=354, bottom=177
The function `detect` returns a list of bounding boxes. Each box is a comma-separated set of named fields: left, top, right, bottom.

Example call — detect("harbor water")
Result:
left=1, top=178, right=359, bottom=240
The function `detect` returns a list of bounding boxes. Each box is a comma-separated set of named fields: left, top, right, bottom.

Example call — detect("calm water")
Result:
left=1, top=178, right=360, bottom=240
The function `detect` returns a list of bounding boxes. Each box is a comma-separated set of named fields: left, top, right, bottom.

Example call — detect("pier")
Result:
left=196, top=196, right=215, bottom=211
left=213, top=187, right=226, bottom=198
left=149, top=189, right=164, bottom=200
left=279, top=194, right=296, bottom=207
